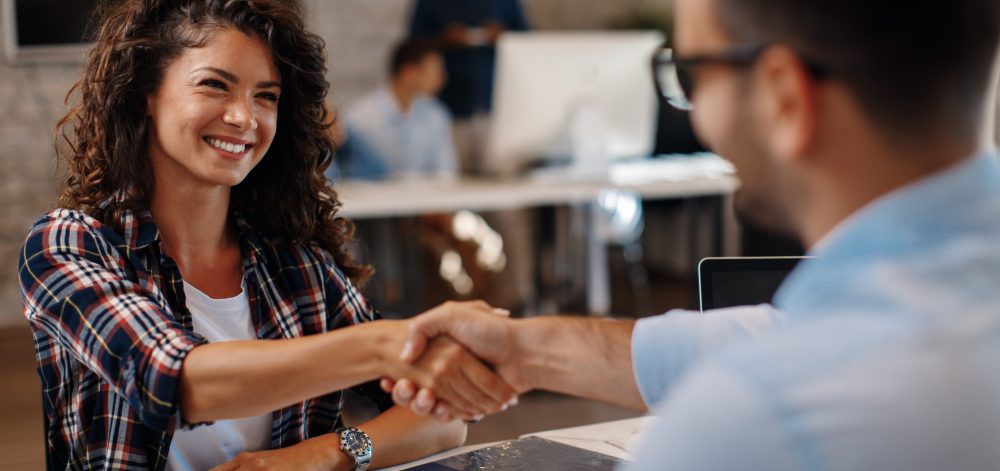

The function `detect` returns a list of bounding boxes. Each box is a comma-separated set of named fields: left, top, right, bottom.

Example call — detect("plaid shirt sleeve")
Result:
left=19, top=211, right=207, bottom=431
left=315, top=245, right=379, bottom=328
left=312, top=245, right=393, bottom=411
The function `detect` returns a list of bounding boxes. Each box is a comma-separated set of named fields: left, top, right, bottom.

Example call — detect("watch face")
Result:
left=341, top=429, right=372, bottom=456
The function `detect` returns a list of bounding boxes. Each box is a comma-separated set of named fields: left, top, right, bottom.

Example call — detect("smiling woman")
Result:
left=147, top=30, right=280, bottom=202
left=55, top=0, right=358, bottom=280
left=18, top=1, right=518, bottom=470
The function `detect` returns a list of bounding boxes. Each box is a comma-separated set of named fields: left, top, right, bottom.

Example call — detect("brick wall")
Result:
left=0, top=0, right=671, bottom=326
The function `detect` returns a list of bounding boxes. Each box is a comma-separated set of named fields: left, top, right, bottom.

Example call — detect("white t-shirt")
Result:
left=166, top=281, right=272, bottom=471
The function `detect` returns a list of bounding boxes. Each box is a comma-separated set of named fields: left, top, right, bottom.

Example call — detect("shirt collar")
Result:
left=110, top=193, right=269, bottom=269
left=104, top=190, right=159, bottom=251
left=232, top=212, right=269, bottom=269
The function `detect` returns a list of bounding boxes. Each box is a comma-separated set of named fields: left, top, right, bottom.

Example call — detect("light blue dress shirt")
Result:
left=628, top=150, right=1000, bottom=470
left=337, top=86, right=458, bottom=180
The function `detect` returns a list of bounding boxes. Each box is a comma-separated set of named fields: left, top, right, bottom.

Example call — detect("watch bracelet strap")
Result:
left=335, top=427, right=372, bottom=471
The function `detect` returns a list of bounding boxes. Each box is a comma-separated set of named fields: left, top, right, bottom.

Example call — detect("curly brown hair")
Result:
left=55, top=0, right=371, bottom=283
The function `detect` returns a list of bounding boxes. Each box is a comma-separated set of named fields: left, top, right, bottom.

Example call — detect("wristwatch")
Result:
left=335, top=426, right=373, bottom=471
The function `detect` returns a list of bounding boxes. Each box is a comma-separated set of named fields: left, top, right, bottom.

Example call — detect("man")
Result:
left=333, top=38, right=457, bottom=180
left=408, top=0, right=529, bottom=173
left=387, top=0, right=1000, bottom=469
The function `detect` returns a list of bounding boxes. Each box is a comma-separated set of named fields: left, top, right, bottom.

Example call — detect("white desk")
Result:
left=336, top=155, right=738, bottom=219
left=335, top=155, right=738, bottom=313
left=380, top=416, right=654, bottom=470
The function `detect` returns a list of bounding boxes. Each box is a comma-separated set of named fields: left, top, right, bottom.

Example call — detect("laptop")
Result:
left=697, top=256, right=810, bottom=312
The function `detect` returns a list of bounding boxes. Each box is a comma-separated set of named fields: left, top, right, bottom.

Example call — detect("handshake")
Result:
left=379, top=301, right=525, bottom=422
left=377, top=300, right=643, bottom=421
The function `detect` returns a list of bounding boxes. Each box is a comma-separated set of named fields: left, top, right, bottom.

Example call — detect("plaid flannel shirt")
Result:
left=19, top=207, right=391, bottom=470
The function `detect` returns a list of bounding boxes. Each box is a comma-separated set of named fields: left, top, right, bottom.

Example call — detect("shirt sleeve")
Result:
left=319, top=248, right=380, bottom=328
left=18, top=213, right=208, bottom=431
left=315, top=247, right=394, bottom=410
left=408, top=0, right=436, bottom=37
left=624, top=362, right=800, bottom=471
left=631, top=304, right=782, bottom=406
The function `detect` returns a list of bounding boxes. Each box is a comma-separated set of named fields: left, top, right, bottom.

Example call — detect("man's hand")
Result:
left=482, top=21, right=505, bottom=44
left=441, top=24, right=469, bottom=47
left=399, top=301, right=516, bottom=371
left=386, top=300, right=528, bottom=420
left=393, top=335, right=517, bottom=421
left=380, top=301, right=520, bottom=421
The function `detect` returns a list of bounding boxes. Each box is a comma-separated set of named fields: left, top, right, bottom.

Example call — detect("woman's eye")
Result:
left=258, top=93, right=280, bottom=103
left=199, top=79, right=227, bottom=90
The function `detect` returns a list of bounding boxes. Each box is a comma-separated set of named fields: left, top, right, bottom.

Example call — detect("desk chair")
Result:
left=593, top=189, right=651, bottom=315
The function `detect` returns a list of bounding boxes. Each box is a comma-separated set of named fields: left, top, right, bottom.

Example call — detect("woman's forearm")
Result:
left=358, top=405, right=467, bottom=469
left=179, top=320, right=408, bottom=423
left=296, top=406, right=466, bottom=471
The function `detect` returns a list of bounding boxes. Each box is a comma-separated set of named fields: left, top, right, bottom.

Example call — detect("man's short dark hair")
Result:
left=389, top=38, right=440, bottom=77
left=714, top=0, right=1000, bottom=139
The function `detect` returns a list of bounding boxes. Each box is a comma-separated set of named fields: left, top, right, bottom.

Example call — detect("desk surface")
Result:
left=336, top=155, right=738, bottom=219
left=380, top=416, right=653, bottom=470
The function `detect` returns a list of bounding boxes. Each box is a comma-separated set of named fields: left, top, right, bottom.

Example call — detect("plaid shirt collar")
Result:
left=118, top=204, right=268, bottom=267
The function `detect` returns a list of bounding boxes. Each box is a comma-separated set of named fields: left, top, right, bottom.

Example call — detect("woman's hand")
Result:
left=377, top=301, right=518, bottom=421
left=395, top=335, right=517, bottom=421
left=209, top=435, right=346, bottom=471
left=381, top=301, right=522, bottom=421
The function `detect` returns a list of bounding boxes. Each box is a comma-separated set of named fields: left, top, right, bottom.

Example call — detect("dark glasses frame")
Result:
left=652, top=42, right=829, bottom=110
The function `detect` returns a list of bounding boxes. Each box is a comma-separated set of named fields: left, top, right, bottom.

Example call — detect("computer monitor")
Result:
left=484, top=31, right=664, bottom=176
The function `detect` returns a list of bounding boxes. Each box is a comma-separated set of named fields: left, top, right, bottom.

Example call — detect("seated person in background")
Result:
left=333, top=38, right=458, bottom=180
left=330, top=40, right=507, bottom=304
left=408, top=0, right=530, bottom=174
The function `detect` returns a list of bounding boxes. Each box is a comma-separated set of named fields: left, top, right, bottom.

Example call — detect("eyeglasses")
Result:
left=651, top=43, right=768, bottom=111
left=652, top=43, right=827, bottom=111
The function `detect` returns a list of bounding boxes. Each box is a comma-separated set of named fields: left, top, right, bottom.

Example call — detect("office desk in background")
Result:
left=336, top=154, right=737, bottom=218
left=336, top=154, right=739, bottom=314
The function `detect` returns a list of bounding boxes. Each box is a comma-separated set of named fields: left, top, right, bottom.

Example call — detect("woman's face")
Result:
left=146, top=27, right=280, bottom=189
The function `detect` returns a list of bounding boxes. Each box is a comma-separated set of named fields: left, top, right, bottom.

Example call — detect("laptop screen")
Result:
left=698, top=257, right=808, bottom=311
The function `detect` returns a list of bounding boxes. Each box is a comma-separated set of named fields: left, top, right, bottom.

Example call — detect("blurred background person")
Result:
left=328, top=39, right=504, bottom=313
left=332, top=38, right=457, bottom=181
left=408, top=0, right=529, bottom=174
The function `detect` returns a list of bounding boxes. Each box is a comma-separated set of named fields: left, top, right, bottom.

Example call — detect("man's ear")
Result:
left=754, top=45, right=819, bottom=164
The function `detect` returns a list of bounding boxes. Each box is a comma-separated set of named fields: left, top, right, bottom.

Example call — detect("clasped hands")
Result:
left=381, top=301, right=524, bottom=422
